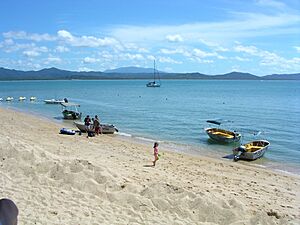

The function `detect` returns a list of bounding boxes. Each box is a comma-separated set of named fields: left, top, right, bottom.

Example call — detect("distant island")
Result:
left=0, top=67, right=299, bottom=80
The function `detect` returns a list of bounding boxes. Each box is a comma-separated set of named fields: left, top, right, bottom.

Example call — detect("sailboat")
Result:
left=146, top=60, right=161, bottom=87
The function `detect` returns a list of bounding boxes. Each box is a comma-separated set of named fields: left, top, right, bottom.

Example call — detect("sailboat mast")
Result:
left=153, top=60, right=156, bottom=82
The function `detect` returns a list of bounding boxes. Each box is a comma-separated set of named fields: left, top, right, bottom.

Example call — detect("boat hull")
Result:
left=74, top=121, right=118, bottom=134
left=146, top=82, right=160, bottom=87
left=44, top=99, right=65, bottom=104
left=233, top=140, right=270, bottom=161
left=205, top=128, right=241, bottom=143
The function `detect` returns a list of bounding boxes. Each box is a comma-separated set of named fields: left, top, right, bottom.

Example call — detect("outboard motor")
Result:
left=233, top=145, right=246, bottom=161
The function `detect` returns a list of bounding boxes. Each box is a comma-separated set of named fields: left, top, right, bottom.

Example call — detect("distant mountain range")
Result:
left=104, top=66, right=164, bottom=74
left=0, top=67, right=299, bottom=80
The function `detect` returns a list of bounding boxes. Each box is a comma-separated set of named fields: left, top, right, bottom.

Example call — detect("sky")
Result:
left=0, top=0, right=299, bottom=75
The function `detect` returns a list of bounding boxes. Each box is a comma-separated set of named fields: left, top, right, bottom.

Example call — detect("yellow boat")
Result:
left=205, top=120, right=241, bottom=143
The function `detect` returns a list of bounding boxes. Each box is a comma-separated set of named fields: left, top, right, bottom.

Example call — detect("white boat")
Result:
left=61, top=102, right=82, bottom=120
left=74, top=121, right=118, bottom=134
left=19, top=96, right=26, bottom=101
left=0, top=98, right=3, bottom=101
left=233, top=140, right=270, bottom=161
left=205, top=120, right=241, bottom=143
left=6, top=97, right=14, bottom=101
left=30, top=96, right=37, bottom=101
left=146, top=60, right=161, bottom=87
left=44, top=99, right=65, bottom=104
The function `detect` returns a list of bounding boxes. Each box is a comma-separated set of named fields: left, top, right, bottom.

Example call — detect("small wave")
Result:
left=118, top=132, right=132, bottom=137
left=274, top=169, right=299, bottom=176
left=135, top=136, right=158, bottom=143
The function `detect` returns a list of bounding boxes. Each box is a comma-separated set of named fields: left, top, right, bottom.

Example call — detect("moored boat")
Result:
left=0, top=98, right=3, bottom=101
left=19, top=96, right=26, bottom=101
left=233, top=140, right=270, bottom=161
left=205, top=127, right=241, bottom=143
left=30, top=96, right=37, bottom=101
left=74, top=121, right=118, bottom=134
left=146, top=60, right=161, bottom=87
left=61, top=102, right=82, bottom=120
left=205, top=120, right=241, bottom=143
left=6, top=97, right=14, bottom=101
left=44, top=99, right=65, bottom=104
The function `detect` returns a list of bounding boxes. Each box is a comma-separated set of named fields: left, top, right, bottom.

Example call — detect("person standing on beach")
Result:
left=153, top=142, right=159, bottom=166
left=93, top=115, right=102, bottom=135
left=84, top=115, right=91, bottom=137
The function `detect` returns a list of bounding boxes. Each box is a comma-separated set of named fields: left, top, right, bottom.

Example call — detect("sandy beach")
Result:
left=0, top=107, right=299, bottom=225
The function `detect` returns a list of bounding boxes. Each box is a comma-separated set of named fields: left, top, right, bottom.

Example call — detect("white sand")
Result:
left=0, top=108, right=299, bottom=225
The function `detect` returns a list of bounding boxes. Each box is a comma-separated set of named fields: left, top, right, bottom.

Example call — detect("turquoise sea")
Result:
left=1, top=80, right=299, bottom=174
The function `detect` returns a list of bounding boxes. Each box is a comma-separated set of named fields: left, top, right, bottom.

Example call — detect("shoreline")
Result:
left=1, top=107, right=300, bottom=224
left=2, top=103, right=300, bottom=176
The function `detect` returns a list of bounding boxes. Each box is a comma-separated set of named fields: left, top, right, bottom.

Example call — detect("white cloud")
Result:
left=147, top=55, right=156, bottom=61
left=23, top=50, right=40, bottom=57
left=234, top=56, right=250, bottom=61
left=121, top=53, right=144, bottom=61
left=193, top=48, right=218, bottom=58
left=166, top=34, right=183, bottom=42
left=82, top=57, right=100, bottom=64
left=0, top=39, right=14, bottom=47
left=55, top=46, right=69, bottom=53
left=158, top=56, right=182, bottom=64
left=22, top=45, right=48, bottom=57
left=57, top=30, right=120, bottom=48
left=234, top=45, right=258, bottom=54
left=294, top=46, right=300, bottom=53
left=234, top=44, right=300, bottom=70
left=3, top=31, right=56, bottom=42
left=160, top=48, right=185, bottom=55
left=46, top=57, right=62, bottom=63
left=110, top=12, right=300, bottom=45
left=123, top=43, right=149, bottom=53
left=42, top=56, right=63, bottom=65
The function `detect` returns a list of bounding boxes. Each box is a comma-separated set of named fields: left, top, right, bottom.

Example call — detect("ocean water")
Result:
left=1, top=80, right=299, bottom=174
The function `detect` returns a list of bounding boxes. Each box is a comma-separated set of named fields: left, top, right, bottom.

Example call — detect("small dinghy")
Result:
left=205, top=120, right=241, bottom=143
left=74, top=121, right=118, bottom=134
left=61, top=103, right=82, bottom=120
left=60, top=128, right=76, bottom=135
left=30, top=96, right=37, bottom=101
left=233, top=140, right=270, bottom=161
left=6, top=97, right=14, bottom=101
left=19, top=96, right=26, bottom=101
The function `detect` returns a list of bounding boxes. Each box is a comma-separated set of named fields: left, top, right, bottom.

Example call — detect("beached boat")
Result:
left=74, top=121, right=118, bottom=134
left=146, top=60, right=161, bottom=87
left=19, top=96, right=26, bottom=101
left=30, top=96, right=37, bottom=101
left=205, top=120, right=241, bottom=143
left=6, top=97, right=14, bottom=101
left=233, top=140, right=270, bottom=161
left=61, top=103, right=82, bottom=120
left=44, top=99, right=65, bottom=104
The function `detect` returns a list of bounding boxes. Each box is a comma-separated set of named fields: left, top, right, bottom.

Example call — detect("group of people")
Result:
left=84, top=115, right=102, bottom=137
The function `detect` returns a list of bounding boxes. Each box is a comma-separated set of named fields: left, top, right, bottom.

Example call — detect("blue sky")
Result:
left=0, top=0, right=299, bottom=75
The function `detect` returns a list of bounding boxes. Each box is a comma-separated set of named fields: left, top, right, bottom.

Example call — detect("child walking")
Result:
left=152, top=142, right=159, bottom=166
